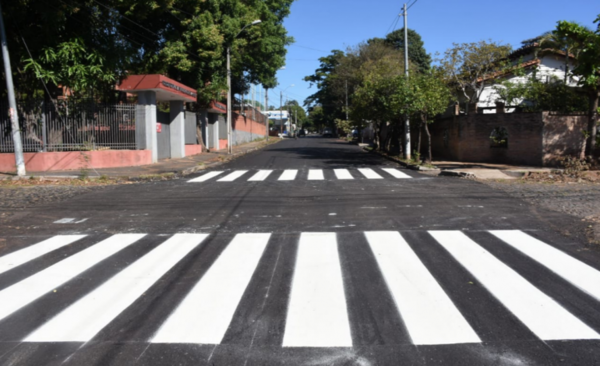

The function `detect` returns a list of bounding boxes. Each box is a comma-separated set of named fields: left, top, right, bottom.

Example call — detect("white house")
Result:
left=477, top=44, right=580, bottom=113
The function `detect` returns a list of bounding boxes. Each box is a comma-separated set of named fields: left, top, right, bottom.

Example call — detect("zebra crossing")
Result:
left=0, top=230, right=599, bottom=348
left=187, top=167, right=413, bottom=183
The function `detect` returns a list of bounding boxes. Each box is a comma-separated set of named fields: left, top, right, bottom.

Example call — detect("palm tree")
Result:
left=531, top=25, right=591, bottom=85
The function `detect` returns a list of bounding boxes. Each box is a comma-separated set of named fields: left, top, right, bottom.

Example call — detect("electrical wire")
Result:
left=385, top=6, right=403, bottom=35
left=290, top=44, right=330, bottom=53
left=407, top=0, right=419, bottom=10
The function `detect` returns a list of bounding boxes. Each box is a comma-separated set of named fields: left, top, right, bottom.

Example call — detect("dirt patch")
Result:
left=521, top=170, right=600, bottom=184
left=483, top=171, right=600, bottom=246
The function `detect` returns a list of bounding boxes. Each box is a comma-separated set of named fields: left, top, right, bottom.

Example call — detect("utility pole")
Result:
left=0, top=2, right=26, bottom=176
left=279, top=90, right=283, bottom=137
left=226, top=46, right=233, bottom=154
left=402, top=3, right=411, bottom=160
left=226, top=20, right=261, bottom=155
left=265, top=88, right=269, bottom=141
left=345, top=80, right=349, bottom=121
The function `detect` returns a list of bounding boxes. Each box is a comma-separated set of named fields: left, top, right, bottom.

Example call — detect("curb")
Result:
left=178, top=142, right=275, bottom=177
left=362, top=147, right=439, bottom=172
left=439, top=170, right=476, bottom=178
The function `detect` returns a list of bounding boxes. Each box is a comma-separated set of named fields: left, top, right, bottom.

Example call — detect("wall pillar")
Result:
left=169, top=100, right=185, bottom=158
left=136, top=91, right=158, bottom=163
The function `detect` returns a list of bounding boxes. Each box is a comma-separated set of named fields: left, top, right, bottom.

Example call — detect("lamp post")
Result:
left=280, top=84, right=294, bottom=137
left=227, top=19, right=261, bottom=154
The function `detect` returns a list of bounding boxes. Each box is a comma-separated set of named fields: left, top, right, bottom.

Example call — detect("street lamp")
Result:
left=227, top=20, right=262, bottom=154
left=280, top=84, right=294, bottom=137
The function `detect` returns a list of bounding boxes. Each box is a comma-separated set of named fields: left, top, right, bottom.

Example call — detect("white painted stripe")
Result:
left=25, top=234, right=208, bottom=342
left=307, top=170, right=324, bottom=180
left=279, top=170, right=298, bottom=181
left=490, top=230, right=600, bottom=302
left=283, top=233, right=352, bottom=347
left=381, top=168, right=412, bottom=179
left=358, top=168, right=383, bottom=179
left=217, top=170, right=248, bottom=182
left=0, top=234, right=145, bottom=322
left=248, top=170, right=273, bottom=181
left=334, top=169, right=354, bottom=180
left=430, top=231, right=600, bottom=341
left=152, top=233, right=270, bottom=344
left=187, top=171, right=224, bottom=183
left=365, top=232, right=480, bottom=345
left=0, top=235, right=86, bottom=275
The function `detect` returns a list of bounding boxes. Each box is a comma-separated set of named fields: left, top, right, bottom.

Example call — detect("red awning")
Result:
left=118, top=75, right=197, bottom=102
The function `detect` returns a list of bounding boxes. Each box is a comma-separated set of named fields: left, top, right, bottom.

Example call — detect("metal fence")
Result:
left=0, top=99, right=137, bottom=153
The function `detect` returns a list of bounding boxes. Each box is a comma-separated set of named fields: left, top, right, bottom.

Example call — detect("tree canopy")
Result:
left=384, top=28, right=432, bottom=73
left=556, top=14, right=600, bottom=155
left=2, top=0, right=294, bottom=102
left=438, top=40, right=512, bottom=113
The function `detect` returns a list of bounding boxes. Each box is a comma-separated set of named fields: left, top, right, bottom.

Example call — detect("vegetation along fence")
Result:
left=0, top=100, right=137, bottom=153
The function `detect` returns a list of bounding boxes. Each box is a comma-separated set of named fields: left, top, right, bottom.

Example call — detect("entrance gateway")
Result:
left=119, top=75, right=197, bottom=163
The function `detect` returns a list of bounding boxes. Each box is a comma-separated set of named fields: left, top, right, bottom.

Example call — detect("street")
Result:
left=1, top=136, right=599, bottom=365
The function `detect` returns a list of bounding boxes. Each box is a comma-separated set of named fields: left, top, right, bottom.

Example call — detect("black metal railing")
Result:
left=0, top=99, right=137, bottom=153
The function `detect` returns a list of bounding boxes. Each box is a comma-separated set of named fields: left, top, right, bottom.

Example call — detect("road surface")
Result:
left=1, top=136, right=599, bottom=365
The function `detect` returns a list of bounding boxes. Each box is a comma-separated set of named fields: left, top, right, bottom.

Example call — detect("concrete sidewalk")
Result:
left=434, top=161, right=556, bottom=180
left=1, top=138, right=281, bottom=180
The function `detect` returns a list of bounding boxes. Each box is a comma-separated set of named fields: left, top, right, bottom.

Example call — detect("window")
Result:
left=490, top=127, right=508, bottom=148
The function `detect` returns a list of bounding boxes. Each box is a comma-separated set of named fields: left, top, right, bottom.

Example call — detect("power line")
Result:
left=407, top=0, right=419, bottom=10
left=385, top=6, right=403, bottom=35
left=290, top=44, right=330, bottom=53
left=91, top=0, right=163, bottom=39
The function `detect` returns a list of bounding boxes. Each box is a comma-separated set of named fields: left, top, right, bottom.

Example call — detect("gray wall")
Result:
left=156, top=111, right=171, bottom=160
left=185, top=111, right=198, bottom=145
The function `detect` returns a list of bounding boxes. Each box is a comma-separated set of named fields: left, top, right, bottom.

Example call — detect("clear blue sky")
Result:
left=270, top=0, right=598, bottom=109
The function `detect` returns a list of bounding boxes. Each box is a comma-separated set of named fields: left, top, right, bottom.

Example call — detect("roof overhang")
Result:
left=118, top=74, right=197, bottom=103
left=207, top=100, right=227, bottom=114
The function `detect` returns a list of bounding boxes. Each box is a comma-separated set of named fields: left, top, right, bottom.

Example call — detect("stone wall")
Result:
left=429, top=112, right=587, bottom=167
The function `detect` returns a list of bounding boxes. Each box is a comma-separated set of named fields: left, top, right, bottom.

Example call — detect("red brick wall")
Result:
left=542, top=112, right=586, bottom=165
left=0, top=150, right=152, bottom=172
left=231, top=112, right=267, bottom=136
left=430, top=112, right=587, bottom=167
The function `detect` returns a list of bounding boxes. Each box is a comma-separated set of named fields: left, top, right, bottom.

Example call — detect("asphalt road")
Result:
left=1, top=136, right=599, bottom=366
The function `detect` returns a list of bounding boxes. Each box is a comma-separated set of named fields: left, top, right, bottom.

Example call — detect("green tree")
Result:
left=410, top=71, right=452, bottom=162
left=303, top=50, right=346, bottom=127
left=3, top=0, right=295, bottom=102
left=285, top=100, right=308, bottom=127
left=23, top=38, right=116, bottom=97
left=439, top=40, right=512, bottom=114
left=385, top=28, right=432, bottom=73
left=556, top=15, right=600, bottom=155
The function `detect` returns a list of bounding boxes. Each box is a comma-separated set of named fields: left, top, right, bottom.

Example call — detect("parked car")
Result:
left=322, top=129, right=333, bottom=137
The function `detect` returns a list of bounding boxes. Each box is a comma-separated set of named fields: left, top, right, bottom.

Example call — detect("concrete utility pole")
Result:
left=280, top=90, right=283, bottom=137
left=265, top=88, right=269, bottom=141
left=0, top=2, right=26, bottom=176
left=226, top=46, right=233, bottom=154
left=226, top=20, right=261, bottom=155
left=345, top=80, right=349, bottom=122
left=279, top=84, right=294, bottom=137
left=402, top=3, right=411, bottom=160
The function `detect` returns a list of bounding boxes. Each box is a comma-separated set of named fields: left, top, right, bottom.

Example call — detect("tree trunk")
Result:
left=378, top=123, right=386, bottom=152
left=385, top=124, right=393, bottom=153
left=397, top=120, right=403, bottom=157
left=424, top=119, right=432, bottom=163
left=586, top=90, right=599, bottom=157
